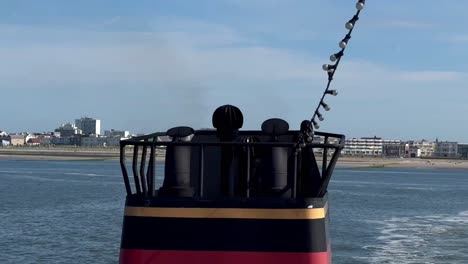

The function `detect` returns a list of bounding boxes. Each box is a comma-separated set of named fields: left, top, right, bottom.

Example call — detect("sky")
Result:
left=1, top=0, right=468, bottom=141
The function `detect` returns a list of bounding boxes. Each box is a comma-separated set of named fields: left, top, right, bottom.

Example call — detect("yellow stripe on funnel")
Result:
left=125, top=205, right=327, bottom=220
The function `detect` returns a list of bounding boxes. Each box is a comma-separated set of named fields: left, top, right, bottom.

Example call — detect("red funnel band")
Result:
left=120, top=249, right=331, bottom=264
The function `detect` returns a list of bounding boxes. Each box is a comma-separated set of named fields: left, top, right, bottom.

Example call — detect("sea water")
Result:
left=0, top=159, right=467, bottom=263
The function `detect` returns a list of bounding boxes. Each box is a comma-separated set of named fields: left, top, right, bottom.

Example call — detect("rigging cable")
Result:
left=300, top=0, right=366, bottom=143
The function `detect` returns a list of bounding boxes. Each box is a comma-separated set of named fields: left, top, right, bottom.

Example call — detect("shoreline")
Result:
left=333, top=157, right=468, bottom=169
left=1, top=149, right=468, bottom=169
left=0, top=148, right=166, bottom=162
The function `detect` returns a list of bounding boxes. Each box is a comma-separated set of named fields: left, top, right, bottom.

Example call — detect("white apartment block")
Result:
left=343, top=137, right=383, bottom=156
left=408, top=140, right=435, bottom=157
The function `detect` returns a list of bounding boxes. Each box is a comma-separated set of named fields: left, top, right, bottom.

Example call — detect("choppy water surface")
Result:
left=0, top=159, right=467, bottom=263
left=330, top=168, right=468, bottom=264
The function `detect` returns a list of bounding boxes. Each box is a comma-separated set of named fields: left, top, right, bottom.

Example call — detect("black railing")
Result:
left=120, top=131, right=344, bottom=199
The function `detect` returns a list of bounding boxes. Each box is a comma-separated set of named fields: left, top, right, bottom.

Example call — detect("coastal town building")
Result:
left=55, top=123, right=82, bottom=138
left=401, top=140, right=435, bottom=158
left=5, top=117, right=468, bottom=161
left=75, top=117, right=101, bottom=136
left=404, top=144, right=421, bottom=158
left=342, top=136, right=383, bottom=156
left=433, top=140, right=458, bottom=158
left=0, top=131, right=9, bottom=146
left=80, top=136, right=104, bottom=147
left=9, top=134, right=25, bottom=146
left=25, top=134, right=36, bottom=144
left=105, top=137, right=125, bottom=146
left=27, top=137, right=42, bottom=146
left=382, top=140, right=403, bottom=157
left=105, top=129, right=130, bottom=138
left=458, top=143, right=468, bottom=159
left=81, top=135, right=127, bottom=147
left=39, top=135, right=52, bottom=145
left=50, top=136, right=80, bottom=146
left=413, top=140, right=435, bottom=157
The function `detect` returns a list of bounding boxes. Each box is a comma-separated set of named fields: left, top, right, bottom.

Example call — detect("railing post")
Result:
left=317, top=146, right=340, bottom=197
left=199, top=145, right=204, bottom=198
left=246, top=146, right=251, bottom=198
left=150, top=144, right=156, bottom=196
left=132, top=145, right=142, bottom=195
left=140, top=141, right=148, bottom=196
left=120, top=144, right=132, bottom=195
left=291, top=147, right=299, bottom=199
left=322, top=136, right=328, bottom=172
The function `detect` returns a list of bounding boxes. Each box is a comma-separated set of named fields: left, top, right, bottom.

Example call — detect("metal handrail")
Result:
left=121, top=140, right=343, bottom=149
left=120, top=131, right=344, bottom=199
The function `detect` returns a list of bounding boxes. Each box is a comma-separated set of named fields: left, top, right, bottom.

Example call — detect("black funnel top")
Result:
left=261, top=118, right=289, bottom=140
left=212, top=105, right=244, bottom=140
left=167, top=126, right=194, bottom=141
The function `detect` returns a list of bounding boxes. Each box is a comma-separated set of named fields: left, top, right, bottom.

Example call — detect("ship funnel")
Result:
left=159, top=126, right=195, bottom=197
left=212, top=105, right=244, bottom=196
left=261, top=118, right=290, bottom=196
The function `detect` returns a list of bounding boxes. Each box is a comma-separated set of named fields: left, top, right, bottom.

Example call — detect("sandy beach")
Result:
left=0, top=148, right=166, bottom=162
left=335, top=157, right=468, bottom=169
left=1, top=148, right=467, bottom=169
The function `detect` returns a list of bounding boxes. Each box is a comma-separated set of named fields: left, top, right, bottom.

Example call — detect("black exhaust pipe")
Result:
left=261, top=118, right=290, bottom=197
left=159, top=126, right=195, bottom=197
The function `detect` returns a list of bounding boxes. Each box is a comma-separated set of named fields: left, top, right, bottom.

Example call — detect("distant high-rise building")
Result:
left=75, top=117, right=101, bottom=135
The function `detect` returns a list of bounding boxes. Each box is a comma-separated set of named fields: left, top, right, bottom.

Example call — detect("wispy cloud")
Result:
left=1, top=16, right=467, bottom=137
left=371, top=20, right=433, bottom=29
left=396, top=71, right=464, bottom=82
left=2, top=21, right=460, bottom=91
left=447, top=34, right=468, bottom=43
